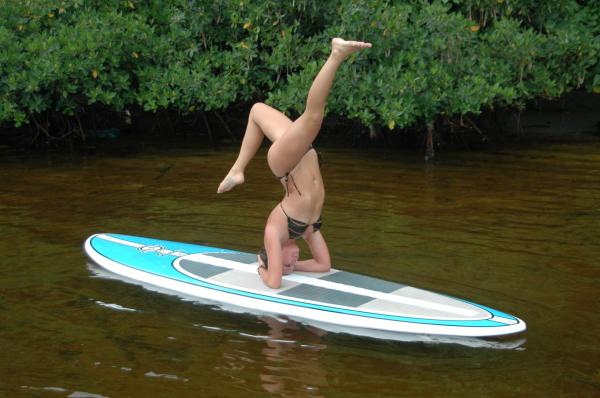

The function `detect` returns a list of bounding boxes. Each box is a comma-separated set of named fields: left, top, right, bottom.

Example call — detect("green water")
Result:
left=1, top=142, right=599, bottom=397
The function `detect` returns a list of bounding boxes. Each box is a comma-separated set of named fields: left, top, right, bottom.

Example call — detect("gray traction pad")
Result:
left=320, top=271, right=404, bottom=293
left=179, top=259, right=230, bottom=278
left=280, top=284, right=373, bottom=307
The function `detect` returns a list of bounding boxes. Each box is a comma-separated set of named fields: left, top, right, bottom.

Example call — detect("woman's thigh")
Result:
left=251, top=102, right=293, bottom=143
left=267, top=112, right=321, bottom=177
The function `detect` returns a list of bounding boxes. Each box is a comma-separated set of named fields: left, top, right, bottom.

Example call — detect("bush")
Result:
left=0, top=0, right=598, bottom=143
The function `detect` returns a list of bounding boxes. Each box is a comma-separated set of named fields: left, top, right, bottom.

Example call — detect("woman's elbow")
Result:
left=266, top=278, right=281, bottom=289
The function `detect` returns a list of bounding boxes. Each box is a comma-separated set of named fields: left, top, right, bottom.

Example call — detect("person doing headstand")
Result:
left=217, top=38, right=371, bottom=288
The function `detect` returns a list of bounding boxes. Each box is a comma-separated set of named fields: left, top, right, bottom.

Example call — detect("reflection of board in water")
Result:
left=84, top=233, right=526, bottom=343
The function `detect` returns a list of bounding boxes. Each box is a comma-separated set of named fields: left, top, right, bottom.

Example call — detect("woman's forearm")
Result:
left=295, top=259, right=330, bottom=272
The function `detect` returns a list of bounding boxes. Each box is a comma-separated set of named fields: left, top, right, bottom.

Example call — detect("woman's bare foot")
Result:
left=217, top=170, right=244, bottom=193
left=331, top=38, right=372, bottom=62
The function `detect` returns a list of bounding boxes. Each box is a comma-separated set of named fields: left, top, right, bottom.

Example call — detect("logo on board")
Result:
left=138, top=245, right=187, bottom=257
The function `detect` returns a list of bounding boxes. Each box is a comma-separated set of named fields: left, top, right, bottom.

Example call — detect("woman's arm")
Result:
left=295, top=230, right=331, bottom=272
left=258, top=210, right=287, bottom=289
left=259, top=233, right=283, bottom=288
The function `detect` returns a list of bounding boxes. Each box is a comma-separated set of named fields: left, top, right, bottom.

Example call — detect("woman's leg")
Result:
left=267, top=38, right=371, bottom=177
left=217, top=103, right=293, bottom=193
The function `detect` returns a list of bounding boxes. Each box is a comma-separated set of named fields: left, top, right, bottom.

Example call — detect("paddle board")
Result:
left=83, top=233, right=526, bottom=339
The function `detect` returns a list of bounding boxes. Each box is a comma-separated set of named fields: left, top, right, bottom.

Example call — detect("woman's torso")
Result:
left=279, top=149, right=324, bottom=224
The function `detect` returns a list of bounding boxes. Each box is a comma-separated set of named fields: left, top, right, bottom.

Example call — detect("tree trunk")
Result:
left=425, top=120, right=435, bottom=161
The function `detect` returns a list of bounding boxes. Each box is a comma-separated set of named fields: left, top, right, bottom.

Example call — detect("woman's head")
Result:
left=258, top=240, right=299, bottom=270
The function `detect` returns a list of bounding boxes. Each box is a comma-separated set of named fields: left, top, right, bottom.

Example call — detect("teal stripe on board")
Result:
left=466, top=301, right=517, bottom=321
left=91, top=236, right=202, bottom=285
left=108, top=234, right=234, bottom=255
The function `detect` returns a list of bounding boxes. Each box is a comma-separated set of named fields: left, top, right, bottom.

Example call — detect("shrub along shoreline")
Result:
left=1, top=0, right=598, bottom=152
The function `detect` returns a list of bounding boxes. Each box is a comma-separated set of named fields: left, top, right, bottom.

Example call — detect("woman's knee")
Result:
left=250, top=102, right=266, bottom=118
left=251, top=102, right=278, bottom=118
left=301, top=110, right=324, bottom=131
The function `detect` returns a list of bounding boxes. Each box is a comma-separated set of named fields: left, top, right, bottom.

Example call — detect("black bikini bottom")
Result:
left=280, top=203, right=322, bottom=240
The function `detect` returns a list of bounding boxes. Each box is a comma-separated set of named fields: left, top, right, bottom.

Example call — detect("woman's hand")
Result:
left=282, top=262, right=295, bottom=275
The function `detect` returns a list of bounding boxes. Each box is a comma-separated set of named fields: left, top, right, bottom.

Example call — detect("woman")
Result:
left=218, top=38, right=371, bottom=288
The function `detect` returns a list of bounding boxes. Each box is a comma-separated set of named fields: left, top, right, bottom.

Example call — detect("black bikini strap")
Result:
left=280, top=172, right=302, bottom=196
left=275, top=144, right=316, bottom=196
left=279, top=203, right=290, bottom=219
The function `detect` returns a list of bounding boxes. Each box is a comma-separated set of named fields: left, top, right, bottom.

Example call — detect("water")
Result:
left=1, top=142, right=599, bottom=397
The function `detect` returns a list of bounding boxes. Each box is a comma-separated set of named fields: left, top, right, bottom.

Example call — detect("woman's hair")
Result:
left=258, top=246, right=268, bottom=269
left=258, top=241, right=299, bottom=270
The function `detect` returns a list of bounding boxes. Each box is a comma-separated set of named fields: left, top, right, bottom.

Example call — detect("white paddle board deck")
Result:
left=84, top=233, right=526, bottom=338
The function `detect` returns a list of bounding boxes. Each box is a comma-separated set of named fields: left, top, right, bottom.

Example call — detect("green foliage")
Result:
left=0, top=0, right=598, bottom=136
left=269, top=0, right=600, bottom=130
